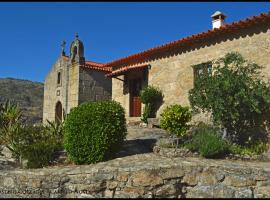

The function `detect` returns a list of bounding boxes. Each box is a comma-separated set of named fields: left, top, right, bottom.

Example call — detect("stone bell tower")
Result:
left=66, top=33, right=86, bottom=113
left=43, top=33, right=112, bottom=124
left=70, top=33, right=85, bottom=64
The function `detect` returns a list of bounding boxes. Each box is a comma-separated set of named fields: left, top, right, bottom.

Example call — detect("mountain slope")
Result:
left=0, top=78, right=44, bottom=125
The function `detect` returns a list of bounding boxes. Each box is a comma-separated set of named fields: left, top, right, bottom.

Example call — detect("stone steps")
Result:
left=127, top=117, right=141, bottom=126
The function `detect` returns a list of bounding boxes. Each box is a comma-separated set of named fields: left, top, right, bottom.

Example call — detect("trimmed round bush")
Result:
left=64, top=100, right=127, bottom=164
left=160, top=104, right=192, bottom=138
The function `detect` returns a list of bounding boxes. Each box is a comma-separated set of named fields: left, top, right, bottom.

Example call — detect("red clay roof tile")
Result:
left=62, top=10, right=270, bottom=76
left=105, top=64, right=149, bottom=77
left=62, top=56, right=112, bottom=72
left=84, top=62, right=112, bottom=72
left=85, top=60, right=104, bottom=67
left=104, top=10, right=270, bottom=68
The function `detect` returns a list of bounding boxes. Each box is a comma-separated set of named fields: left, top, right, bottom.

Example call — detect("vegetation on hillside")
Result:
left=0, top=78, right=44, bottom=125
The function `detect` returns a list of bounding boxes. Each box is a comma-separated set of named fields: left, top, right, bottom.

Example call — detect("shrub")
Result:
left=64, top=100, right=127, bottom=164
left=228, top=142, right=269, bottom=156
left=17, top=125, right=62, bottom=168
left=20, top=140, right=58, bottom=169
left=185, top=124, right=229, bottom=158
left=45, top=120, right=64, bottom=147
left=189, top=52, right=270, bottom=146
left=0, top=100, right=64, bottom=168
left=160, top=104, right=192, bottom=138
left=141, top=104, right=152, bottom=124
left=0, top=100, right=23, bottom=157
left=140, top=85, right=163, bottom=104
left=140, top=86, right=163, bottom=123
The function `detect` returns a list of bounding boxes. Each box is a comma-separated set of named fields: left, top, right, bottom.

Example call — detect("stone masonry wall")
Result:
left=112, top=75, right=129, bottom=117
left=0, top=154, right=270, bottom=198
left=67, top=63, right=80, bottom=113
left=43, top=57, right=112, bottom=123
left=43, top=57, right=81, bottom=123
left=78, top=68, right=111, bottom=104
left=43, top=57, right=69, bottom=123
left=112, top=22, right=270, bottom=120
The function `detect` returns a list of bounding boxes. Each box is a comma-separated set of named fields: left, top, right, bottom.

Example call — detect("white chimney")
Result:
left=211, top=11, right=226, bottom=29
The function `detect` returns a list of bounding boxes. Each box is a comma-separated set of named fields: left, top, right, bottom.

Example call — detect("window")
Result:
left=193, top=61, right=212, bottom=85
left=57, top=72, right=61, bottom=85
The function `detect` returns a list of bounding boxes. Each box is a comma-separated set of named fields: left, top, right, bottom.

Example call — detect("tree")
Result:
left=189, top=52, right=270, bottom=146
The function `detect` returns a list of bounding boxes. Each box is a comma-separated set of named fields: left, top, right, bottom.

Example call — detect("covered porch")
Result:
left=106, top=64, right=150, bottom=120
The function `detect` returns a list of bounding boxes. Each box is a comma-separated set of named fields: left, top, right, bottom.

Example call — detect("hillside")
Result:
left=0, top=78, right=44, bottom=125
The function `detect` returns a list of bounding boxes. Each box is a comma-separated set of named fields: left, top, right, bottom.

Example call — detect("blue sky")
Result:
left=1, top=2, right=270, bottom=83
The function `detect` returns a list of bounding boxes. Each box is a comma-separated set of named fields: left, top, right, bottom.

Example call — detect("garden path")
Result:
left=113, top=125, right=168, bottom=158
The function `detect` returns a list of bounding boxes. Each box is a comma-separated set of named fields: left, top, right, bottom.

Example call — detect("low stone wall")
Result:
left=0, top=154, right=270, bottom=198
left=153, top=146, right=270, bottom=162
left=153, top=145, right=199, bottom=158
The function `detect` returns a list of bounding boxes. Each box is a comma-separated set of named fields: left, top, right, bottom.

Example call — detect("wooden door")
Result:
left=130, top=79, right=142, bottom=117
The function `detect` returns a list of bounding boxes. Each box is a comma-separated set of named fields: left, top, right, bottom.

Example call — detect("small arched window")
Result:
left=57, top=72, right=61, bottom=85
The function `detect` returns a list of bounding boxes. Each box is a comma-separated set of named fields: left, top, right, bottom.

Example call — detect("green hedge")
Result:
left=64, top=100, right=127, bottom=164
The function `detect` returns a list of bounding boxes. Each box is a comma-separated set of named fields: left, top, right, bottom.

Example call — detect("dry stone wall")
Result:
left=0, top=154, right=270, bottom=198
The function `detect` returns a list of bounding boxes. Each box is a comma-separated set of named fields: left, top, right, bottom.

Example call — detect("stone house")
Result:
left=43, top=34, right=112, bottom=123
left=105, top=11, right=270, bottom=121
left=43, top=10, right=270, bottom=123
